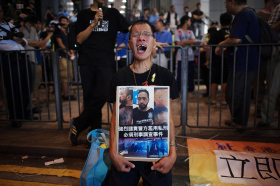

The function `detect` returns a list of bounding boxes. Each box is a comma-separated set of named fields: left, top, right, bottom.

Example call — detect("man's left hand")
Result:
left=13, top=36, right=25, bottom=45
left=155, top=42, right=169, bottom=51
left=151, top=153, right=176, bottom=174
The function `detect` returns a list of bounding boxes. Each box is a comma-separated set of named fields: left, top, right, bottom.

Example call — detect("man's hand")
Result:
left=205, top=61, right=210, bottom=69
left=93, top=8, right=103, bottom=26
left=215, top=46, right=223, bottom=56
left=110, top=152, right=135, bottom=172
left=47, top=28, right=54, bottom=36
left=19, top=13, right=28, bottom=19
left=13, top=36, right=25, bottom=45
left=155, top=42, right=169, bottom=51
left=151, top=153, right=176, bottom=174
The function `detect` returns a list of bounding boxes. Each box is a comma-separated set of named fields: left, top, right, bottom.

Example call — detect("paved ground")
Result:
left=0, top=85, right=279, bottom=185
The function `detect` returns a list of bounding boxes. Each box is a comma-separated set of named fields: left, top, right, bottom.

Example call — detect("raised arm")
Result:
left=77, top=9, right=102, bottom=44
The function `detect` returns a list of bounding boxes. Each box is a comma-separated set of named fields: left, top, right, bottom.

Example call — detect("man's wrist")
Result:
left=21, top=38, right=27, bottom=47
left=90, top=22, right=97, bottom=28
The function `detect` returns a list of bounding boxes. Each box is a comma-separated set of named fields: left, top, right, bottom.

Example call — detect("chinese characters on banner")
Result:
left=187, top=139, right=280, bottom=185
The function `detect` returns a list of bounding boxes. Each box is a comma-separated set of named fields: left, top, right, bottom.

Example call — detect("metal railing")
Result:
left=0, top=49, right=58, bottom=123
left=1, top=43, right=279, bottom=135
left=181, top=43, right=280, bottom=135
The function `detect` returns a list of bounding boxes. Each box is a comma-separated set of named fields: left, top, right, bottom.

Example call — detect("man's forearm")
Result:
left=109, top=103, right=117, bottom=156
left=77, top=22, right=97, bottom=44
left=169, top=100, right=176, bottom=157
left=271, top=21, right=280, bottom=32
left=220, top=37, right=241, bottom=47
left=39, top=34, right=52, bottom=48
left=27, top=40, right=41, bottom=48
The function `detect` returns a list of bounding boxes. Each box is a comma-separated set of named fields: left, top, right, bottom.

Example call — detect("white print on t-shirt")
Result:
left=89, top=20, right=109, bottom=32
left=148, top=112, right=153, bottom=119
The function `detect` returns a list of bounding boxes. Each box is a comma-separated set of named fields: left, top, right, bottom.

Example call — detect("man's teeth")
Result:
left=137, top=45, right=147, bottom=53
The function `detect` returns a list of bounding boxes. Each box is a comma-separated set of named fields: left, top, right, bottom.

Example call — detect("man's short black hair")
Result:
left=138, top=89, right=149, bottom=99
left=144, top=8, right=149, bottom=12
left=197, top=3, right=201, bottom=7
left=170, top=5, right=175, bottom=9
left=180, top=15, right=191, bottom=27
left=184, top=6, right=189, bottom=9
left=0, top=3, right=6, bottom=16
left=59, top=5, right=63, bottom=9
left=158, top=19, right=165, bottom=26
left=220, top=12, right=232, bottom=26
left=129, top=20, right=154, bottom=39
left=59, top=16, right=68, bottom=23
left=234, top=0, right=247, bottom=5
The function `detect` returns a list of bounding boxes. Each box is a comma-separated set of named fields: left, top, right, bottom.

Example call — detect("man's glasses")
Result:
left=131, top=31, right=153, bottom=38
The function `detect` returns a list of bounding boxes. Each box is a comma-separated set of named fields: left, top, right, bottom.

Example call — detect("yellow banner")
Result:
left=187, top=139, right=280, bottom=186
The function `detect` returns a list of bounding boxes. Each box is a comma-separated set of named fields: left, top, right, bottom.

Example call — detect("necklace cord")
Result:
left=133, top=63, right=152, bottom=86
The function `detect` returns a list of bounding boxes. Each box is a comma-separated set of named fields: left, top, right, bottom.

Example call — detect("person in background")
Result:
left=116, top=31, right=129, bottom=69
left=69, top=0, right=131, bottom=147
left=44, top=7, right=54, bottom=26
left=215, top=0, right=260, bottom=128
left=153, top=19, right=172, bottom=69
left=58, top=5, right=69, bottom=18
left=140, top=8, right=149, bottom=21
left=164, top=5, right=180, bottom=35
left=54, top=16, right=76, bottom=101
left=0, top=3, right=31, bottom=127
left=210, top=21, right=219, bottom=29
left=149, top=8, right=159, bottom=32
left=258, top=2, right=280, bottom=127
left=184, top=6, right=192, bottom=18
left=192, top=3, right=205, bottom=38
left=69, top=9, right=78, bottom=23
left=206, top=13, right=232, bottom=107
left=49, top=14, right=59, bottom=27
left=253, top=0, right=280, bottom=118
left=175, top=15, right=196, bottom=98
left=199, top=27, right=217, bottom=98
left=257, top=0, right=280, bottom=22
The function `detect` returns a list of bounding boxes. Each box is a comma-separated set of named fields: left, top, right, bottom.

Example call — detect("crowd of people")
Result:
left=0, top=1, right=78, bottom=127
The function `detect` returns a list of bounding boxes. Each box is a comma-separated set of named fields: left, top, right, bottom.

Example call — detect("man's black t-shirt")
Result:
left=192, top=10, right=204, bottom=23
left=54, top=29, right=68, bottom=58
left=208, top=28, right=230, bottom=67
left=76, top=8, right=130, bottom=66
left=133, top=107, right=154, bottom=125
left=108, top=64, right=180, bottom=102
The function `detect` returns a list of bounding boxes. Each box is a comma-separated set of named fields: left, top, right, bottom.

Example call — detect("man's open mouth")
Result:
left=137, top=45, right=147, bottom=53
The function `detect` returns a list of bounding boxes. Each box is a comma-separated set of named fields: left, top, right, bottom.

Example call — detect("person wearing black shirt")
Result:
left=54, top=16, right=76, bottom=101
left=206, top=13, right=232, bottom=107
left=69, top=0, right=130, bottom=146
left=133, top=89, right=154, bottom=125
left=106, top=20, right=179, bottom=186
left=192, top=3, right=205, bottom=38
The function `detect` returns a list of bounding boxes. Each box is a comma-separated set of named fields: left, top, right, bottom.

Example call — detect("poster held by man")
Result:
left=116, top=86, right=170, bottom=161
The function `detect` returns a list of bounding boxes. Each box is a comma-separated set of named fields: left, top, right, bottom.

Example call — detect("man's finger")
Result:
left=151, top=161, right=162, bottom=170
left=121, top=166, right=131, bottom=172
left=125, top=161, right=135, bottom=169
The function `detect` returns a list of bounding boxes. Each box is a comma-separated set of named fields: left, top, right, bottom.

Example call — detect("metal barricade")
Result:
left=180, top=43, right=280, bottom=135
left=3, top=43, right=278, bottom=134
left=0, top=49, right=58, bottom=124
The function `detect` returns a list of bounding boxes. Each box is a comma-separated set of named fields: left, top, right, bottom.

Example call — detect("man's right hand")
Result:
left=110, top=151, right=135, bottom=172
left=92, top=8, right=103, bottom=27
